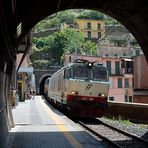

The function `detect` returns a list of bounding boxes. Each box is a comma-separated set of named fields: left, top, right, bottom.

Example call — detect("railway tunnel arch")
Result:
left=39, top=74, right=51, bottom=95
left=1, top=0, right=148, bottom=147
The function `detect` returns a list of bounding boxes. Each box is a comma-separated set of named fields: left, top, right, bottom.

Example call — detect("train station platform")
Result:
left=4, top=96, right=106, bottom=148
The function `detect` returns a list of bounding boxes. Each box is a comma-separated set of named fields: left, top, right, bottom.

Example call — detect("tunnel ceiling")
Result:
left=1, top=0, right=148, bottom=61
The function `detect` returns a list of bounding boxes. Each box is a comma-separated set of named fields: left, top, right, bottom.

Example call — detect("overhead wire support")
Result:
left=98, top=21, right=120, bottom=43
left=57, top=0, right=62, bottom=12
left=97, top=21, right=125, bottom=56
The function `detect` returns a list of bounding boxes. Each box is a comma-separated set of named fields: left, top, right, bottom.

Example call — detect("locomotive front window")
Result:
left=92, top=67, right=108, bottom=81
left=65, top=68, right=71, bottom=79
left=72, top=66, right=88, bottom=80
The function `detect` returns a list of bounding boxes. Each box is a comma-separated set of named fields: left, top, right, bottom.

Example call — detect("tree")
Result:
left=63, top=29, right=85, bottom=54
left=33, top=60, right=50, bottom=69
left=34, top=17, right=61, bottom=33
left=78, top=10, right=104, bottom=20
left=82, top=40, right=97, bottom=55
left=35, top=38, right=45, bottom=48
left=57, top=11, right=77, bottom=24
left=31, top=28, right=98, bottom=68
left=31, top=35, right=55, bottom=69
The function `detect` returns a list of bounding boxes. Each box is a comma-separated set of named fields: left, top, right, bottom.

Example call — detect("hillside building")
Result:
left=61, top=18, right=105, bottom=41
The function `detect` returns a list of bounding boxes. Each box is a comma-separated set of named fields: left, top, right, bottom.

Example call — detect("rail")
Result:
left=78, top=121, right=121, bottom=148
left=78, top=119, right=148, bottom=148
left=0, top=104, right=6, bottom=114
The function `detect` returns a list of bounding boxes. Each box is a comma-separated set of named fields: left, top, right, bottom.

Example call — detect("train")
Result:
left=44, top=59, right=110, bottom=118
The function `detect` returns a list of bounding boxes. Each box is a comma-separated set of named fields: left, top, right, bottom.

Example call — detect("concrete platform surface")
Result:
left=4, top=96, right=107, bottom=148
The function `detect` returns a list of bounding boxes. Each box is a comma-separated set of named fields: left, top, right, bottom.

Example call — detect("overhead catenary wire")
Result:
left=97, top=21, right=120, bottom=43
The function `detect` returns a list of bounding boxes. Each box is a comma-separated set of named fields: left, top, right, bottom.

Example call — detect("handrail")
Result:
left=0, top=104, right=6, bottom=114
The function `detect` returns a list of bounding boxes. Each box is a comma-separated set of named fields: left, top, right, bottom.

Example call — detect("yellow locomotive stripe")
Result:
left=39, top=98, right=83, bottom=148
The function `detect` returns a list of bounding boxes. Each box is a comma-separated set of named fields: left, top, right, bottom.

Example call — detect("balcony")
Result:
left=108, top=68, right=133, bottom=76
left=124, top=68, right=133, bottom=74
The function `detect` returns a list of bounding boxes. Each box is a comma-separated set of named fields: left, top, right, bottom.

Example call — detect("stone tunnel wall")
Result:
left=0, top=72, right=9, bottom=147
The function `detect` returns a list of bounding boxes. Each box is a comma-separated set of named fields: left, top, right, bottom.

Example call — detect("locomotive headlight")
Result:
left=88, top=62, right=93, bottom=67
left=88, top=63, right=92, bottom=66
left=71, top=91, right=78, bottom=95
left=99, top=93, right=105, bottom=97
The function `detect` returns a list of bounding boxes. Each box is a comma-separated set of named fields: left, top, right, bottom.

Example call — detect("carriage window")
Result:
left=92, top=67, right=107, bottom=81
left=73, top=66, right=88, bottom=80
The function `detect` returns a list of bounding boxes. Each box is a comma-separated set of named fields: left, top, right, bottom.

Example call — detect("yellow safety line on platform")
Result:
left=39, top=98, right=83, bottom=148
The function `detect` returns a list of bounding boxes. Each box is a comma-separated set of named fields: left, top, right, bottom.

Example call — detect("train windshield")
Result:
left=92, top=67, right=108, bottom=81
left=72, top=65, right=88, bottom=80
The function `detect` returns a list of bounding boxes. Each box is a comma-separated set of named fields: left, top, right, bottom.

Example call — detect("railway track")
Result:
left=77, top=118, right=148, bottom=148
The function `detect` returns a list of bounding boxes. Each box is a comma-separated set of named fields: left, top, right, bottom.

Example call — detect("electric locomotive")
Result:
left=47, top=59, right=109, bottom=118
